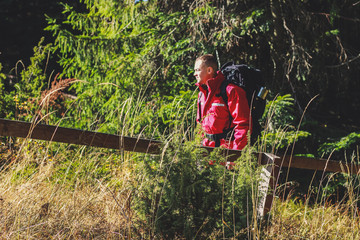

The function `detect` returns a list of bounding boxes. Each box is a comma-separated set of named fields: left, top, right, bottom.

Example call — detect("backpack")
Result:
left=219, top=62, right=268, bottom=143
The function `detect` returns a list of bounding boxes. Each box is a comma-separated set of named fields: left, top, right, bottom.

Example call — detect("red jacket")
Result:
left=196, top=71, right=251, bottom=150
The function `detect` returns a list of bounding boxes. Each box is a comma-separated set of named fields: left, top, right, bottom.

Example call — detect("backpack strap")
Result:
left=216, top=80, right=235, bottom=129
left=197, top=91, right=203, bottom=122
left=217, top=80, right=229, bottom=103
left=212, top=80, right=234, bottom=145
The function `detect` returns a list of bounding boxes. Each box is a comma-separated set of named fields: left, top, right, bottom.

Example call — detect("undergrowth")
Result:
left=0, top=94, right=359, bottom=239
left=0, top=136, right=260, bottom=239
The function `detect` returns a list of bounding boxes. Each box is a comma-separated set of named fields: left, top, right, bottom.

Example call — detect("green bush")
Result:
left=260, top=94, right=311, bottom=153
left=319, top=132, right=360, bottom=160
left=134, top=137, right=259, bottom=239
left=0, top=38, right=53, bottom=121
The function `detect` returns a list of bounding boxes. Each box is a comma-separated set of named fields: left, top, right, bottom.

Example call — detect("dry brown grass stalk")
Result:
left=0, top=142, right=142, bottom=239
left=265, top=199, right=360, bottom=239
left=38, top=73, right=77, bottom=119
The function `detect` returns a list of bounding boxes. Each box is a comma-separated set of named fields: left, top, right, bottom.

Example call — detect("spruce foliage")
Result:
left=134, top=138, right=259, bottom=239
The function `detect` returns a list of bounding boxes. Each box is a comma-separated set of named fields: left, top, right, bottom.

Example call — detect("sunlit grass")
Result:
left=0, top=93, right=359, bottom=239
left=265, top=198, right=360, bottom=239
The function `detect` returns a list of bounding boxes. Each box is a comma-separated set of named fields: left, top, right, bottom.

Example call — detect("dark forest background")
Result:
left=0, top=0, right=359, bottom=159
left=0, top=1, right=360, bottom=238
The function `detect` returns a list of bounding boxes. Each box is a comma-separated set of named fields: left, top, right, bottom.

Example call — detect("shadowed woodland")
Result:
left=0, top=0, right=359, bottom=239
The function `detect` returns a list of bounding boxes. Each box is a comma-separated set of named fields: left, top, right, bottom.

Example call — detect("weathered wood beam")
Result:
left=279, top=155, right=360, bottom=175
left=0, top=118, right=358, bottom=175
left=1, top=118, right=359, bottom=218
left=0, top=118, right=162, bottom=154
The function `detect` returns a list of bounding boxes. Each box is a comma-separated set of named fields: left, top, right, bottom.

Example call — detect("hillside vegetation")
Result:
left=0, top=0, right=359, bottom=239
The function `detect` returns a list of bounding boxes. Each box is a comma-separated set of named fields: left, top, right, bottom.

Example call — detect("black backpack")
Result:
left=219, top=62, right=268, bottom=143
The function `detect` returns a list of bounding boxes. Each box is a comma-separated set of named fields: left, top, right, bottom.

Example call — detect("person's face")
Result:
left=194, top=60, right=214, bottom=85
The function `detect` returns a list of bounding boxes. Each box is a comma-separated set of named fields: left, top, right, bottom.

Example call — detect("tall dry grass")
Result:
left=0, top=91, right=199, bottom=239
left=0, top=142, right=142, bottom=239
left=259, top=95, right=360, bottom=239
left=0, top=93, right=359, bottom=239
left=265, top=198, right=360, bottom=239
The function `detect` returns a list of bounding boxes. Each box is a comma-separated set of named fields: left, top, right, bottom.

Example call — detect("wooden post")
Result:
left=257, top=153, right=281, bottom=218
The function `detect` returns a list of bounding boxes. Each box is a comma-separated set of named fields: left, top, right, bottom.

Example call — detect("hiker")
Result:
left=194, top=54, right=251, bottom=151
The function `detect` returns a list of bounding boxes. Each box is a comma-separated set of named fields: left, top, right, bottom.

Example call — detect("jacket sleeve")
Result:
left=226, top=86, right=251, bottom=150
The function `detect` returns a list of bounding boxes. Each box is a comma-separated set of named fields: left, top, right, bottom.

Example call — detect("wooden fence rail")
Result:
left=0, top=118, right=162, bottom=154
left=0, top=118, right=358, bottom=217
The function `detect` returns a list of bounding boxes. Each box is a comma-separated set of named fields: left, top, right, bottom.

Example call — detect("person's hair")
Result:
left=196, top=54, right=218, bottom=71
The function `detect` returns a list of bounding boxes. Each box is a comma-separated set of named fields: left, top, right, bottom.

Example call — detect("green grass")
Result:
left=0, top=95, right=359, bottom=239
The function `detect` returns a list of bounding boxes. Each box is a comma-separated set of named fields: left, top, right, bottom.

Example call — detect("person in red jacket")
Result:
left=194, top=54, right=251, bottom=151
